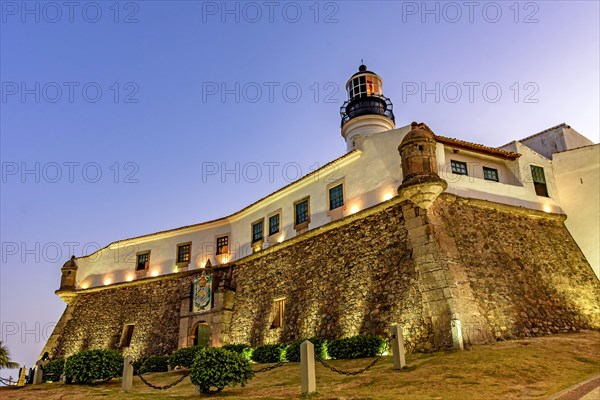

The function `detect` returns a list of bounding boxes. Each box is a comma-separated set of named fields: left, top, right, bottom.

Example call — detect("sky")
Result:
left=0, top=0, right=598, bottom=371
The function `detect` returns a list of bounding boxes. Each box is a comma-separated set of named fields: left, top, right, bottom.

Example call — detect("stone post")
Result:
left=300, top=340, right=316, bottom=394
left=121, top=355, right=134, bottom=392
left=451, top=319, right=464, bottom=350
left=391, top=324, right=406, bottom=370
left=33, top=360, right=46, bottom=385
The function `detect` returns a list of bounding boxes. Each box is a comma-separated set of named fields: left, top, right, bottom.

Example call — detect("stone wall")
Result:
left=433, top=194, right=600, bottom=339
left=229, top=201, right=432, bottom=351
left=44, top=194, right=600, bottom=359
left=47, top=277, right=186, bottom=360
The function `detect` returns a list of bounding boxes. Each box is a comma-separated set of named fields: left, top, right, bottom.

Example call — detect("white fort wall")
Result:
left=553, top=144, right=600, bottom=278
left=74, top=124, right=573, bottom=288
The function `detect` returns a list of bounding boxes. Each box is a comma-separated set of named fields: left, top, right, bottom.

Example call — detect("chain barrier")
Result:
left=314, top=354, right=381, bottom=376
left=252, top=362, right=284, bottom=373
left=133, top=361, right=190, bottom=391
left=0, top=376, right=16, bottom=386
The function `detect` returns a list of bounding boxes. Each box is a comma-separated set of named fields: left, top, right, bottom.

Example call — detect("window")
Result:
left=295, top=198, right=309, bottom=226
left=451, top=160, right=468, bottom=176
left=136, top=252, right=150, bottom=271
left=531, top=165, right=549, bottom=197
left=483, top=167, right=499, bottom=182
left=177, top=243, right=191, bottom=263
left=120, top=324, right=134, bottom=347
left=251, top=220, right=264, bottom=243
left=329, top=184, right=344, bottom=210
left=216, top=235, right=229, bottom=255
left=270, top=298, right=285, bottom=329
left=268, top=213, right=280, bottom=236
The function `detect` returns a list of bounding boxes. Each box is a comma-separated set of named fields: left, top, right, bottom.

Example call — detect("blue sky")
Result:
left=1, top=0, right=599, bottom=369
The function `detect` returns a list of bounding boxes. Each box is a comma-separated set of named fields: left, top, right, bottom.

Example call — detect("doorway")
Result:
left=192, top=322, right=211, bottom=347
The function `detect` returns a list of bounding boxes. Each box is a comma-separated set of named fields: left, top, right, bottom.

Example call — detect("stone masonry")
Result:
left=44, top=194, right=600, bottom=359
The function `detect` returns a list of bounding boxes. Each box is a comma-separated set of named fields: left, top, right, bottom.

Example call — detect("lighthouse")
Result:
left=340, top=64, right=395, bottom=151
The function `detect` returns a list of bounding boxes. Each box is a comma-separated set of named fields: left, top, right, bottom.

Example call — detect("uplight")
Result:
left=103, top=278, right=112, bottom=286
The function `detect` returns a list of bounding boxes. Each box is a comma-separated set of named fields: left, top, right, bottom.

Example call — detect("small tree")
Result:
left=190, top=347, right=254, bottom=394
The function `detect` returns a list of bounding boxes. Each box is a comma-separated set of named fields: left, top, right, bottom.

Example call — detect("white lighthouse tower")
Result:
left=340, top=64, right=395, bottom=151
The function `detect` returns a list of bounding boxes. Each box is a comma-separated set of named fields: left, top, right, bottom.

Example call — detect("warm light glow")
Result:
left=278, top=234, right=285, bottom=243
left=216, top=254, right=230, bottom=264
left=383, top=192, right=394, bottom=201
left=350, top=204, right=360, bottom=214
left=103, top=278, right=111, bottom=286
left=543, top=204, right=552, bottom=213
left=80, top=282, right=89, bottom=289
left=151, top=270, right=159, bottom=277
left=126, top=275, right=134, bottom=282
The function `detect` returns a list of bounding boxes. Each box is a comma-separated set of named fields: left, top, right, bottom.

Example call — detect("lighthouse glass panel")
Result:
left=348, top=75, right=382, bottom=99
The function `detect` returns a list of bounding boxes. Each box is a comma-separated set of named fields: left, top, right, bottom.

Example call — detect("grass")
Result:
left=1, top=331, right=598, bottom=399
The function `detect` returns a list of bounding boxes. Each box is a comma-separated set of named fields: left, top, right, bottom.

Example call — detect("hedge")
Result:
left=64, top=349, right=123, bottom=384
left=251, top=343, right=287, bottom=363
left=286, top=338, right=329, bottom=362
left=327, top=335, right=387, bottom=360
left=139, top=355, right=169, bottom=373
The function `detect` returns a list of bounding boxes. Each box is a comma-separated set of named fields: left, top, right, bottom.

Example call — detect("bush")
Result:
left=327, top=335, right=387, bottom=360
left=64, top=349, right=123, bottom=384
left=168, top=347, right=202, bottom=369
left=42, top=359, right=65, bottom=382
left=139, top=355, right=169, bottom=373
left=222, top=343, right=253, bottom=361
left=286, top=338, right=328, bottom=362
left=190, top=347, right=253, bottom=394
left=251, top=343, right=287, bottom=363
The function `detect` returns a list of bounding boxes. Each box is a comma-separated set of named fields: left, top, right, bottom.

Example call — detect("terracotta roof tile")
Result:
left=435, top=135, right=521, bottom=160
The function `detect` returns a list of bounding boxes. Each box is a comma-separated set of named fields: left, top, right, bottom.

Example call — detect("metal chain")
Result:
left=314, top=354, right=382, bottom=376
left=95, top=376, right=116, bottom=384
left=137, top=370, right=190, bottom=390
left=252, top=361, right=284, bottom=373
left=0, top=376, right=16, bottom=386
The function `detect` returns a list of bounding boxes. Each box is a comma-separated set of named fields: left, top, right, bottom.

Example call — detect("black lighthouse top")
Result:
left=340, top=64, right=395, bottom=127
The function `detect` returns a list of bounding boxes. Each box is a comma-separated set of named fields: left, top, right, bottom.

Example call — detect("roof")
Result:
left=499, top=123, right=568, bottom=148
left=81, top=150, right=361, bottom=256
left=435, top=135, right=521, bottom=160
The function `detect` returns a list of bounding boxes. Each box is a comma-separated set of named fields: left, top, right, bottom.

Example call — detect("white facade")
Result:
left=73, top=120, right=599, bottom=288
left=553, top=144, right=600, bottom=278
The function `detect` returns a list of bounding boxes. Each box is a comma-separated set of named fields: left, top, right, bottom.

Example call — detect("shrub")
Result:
left=222, top=343, right=253, bottom=361
left=251, top=343, right=287, bottom=363
left=139, top=355, right=169, bottom=373
left=286, top=338, right=329, bottom=362
left=64, top=349, right=123, bottom=384
left=190, top=347, right=253, bottom=394
left=327, top=335, right=387, bottom=360
left=42, top=359, right=65, bottom=382
left=168, top=347, right=202, bottom=369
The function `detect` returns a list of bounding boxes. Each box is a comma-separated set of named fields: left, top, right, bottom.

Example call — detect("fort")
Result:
left=43, top=65, right=600, bottom=360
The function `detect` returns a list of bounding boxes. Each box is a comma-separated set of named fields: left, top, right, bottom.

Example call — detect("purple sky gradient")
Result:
left=1, top=1, right=598, bottom=370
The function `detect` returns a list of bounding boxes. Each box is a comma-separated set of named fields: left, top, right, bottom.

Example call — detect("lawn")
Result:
left=1, top=331, right=598, bottom=399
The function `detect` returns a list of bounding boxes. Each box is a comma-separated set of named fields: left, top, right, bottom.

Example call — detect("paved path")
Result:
left=551, top=376, right=600, bottom=400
